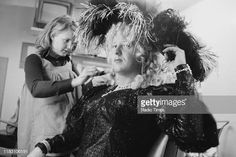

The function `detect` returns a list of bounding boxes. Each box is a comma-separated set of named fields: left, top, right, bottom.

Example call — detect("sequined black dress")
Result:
left=46, top=67, right=219, bottom=157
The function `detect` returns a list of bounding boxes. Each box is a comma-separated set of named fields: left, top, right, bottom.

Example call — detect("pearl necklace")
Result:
left=114, top=84, right=132, bottom=91
left=101, top=84, right=132, bottom=97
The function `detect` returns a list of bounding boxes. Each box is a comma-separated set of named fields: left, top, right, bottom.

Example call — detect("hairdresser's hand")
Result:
left=92, top=73, right=114, bottom=87
left=71, top=66, right=98, bottom=87
left=162, top=44, right=186, bottom=69
left=27, top=147, right=45, bottom=157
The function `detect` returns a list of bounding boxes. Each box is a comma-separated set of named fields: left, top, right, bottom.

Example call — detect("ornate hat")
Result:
left=75, top=0, right=154, bottom=51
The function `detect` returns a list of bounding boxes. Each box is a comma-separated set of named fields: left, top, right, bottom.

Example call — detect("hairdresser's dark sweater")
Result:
left=24, top=51, right=90, bottom=98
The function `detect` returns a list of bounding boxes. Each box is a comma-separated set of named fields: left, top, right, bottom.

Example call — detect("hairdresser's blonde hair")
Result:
left=35, top=15, right=77, bottom=55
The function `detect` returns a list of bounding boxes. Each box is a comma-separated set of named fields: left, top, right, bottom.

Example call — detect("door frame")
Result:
left=0, top=57, right=9, bottom=118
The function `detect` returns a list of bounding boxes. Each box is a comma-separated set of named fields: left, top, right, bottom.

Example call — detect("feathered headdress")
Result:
left=152, top=9, right=217, bottom=82
left=75, top=0, right=120, bottom=50
left=115, top=2, right=154, bottom=45
left=74, top=0, right=162, bottom=87
left=75, top=0, right=154, bottom=53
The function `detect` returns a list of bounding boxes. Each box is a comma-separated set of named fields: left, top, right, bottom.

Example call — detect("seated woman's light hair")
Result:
left=102, top=2, right=165, bottom=87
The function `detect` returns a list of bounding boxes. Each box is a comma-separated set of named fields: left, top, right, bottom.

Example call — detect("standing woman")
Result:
left=18, top=15, right=99, bottom=154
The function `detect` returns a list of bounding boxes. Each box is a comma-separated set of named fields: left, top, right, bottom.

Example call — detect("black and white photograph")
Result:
left=0, top=0, right=235, bottom=156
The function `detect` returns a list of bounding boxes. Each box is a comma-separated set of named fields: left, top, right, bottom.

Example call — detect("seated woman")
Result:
left=28, top=1, right=219, bottom=157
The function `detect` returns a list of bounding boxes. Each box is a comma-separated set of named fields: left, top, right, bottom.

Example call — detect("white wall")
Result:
left=181, top=0, right=236, bottom=95
left=181, top=0, right=236, bottom=156
left=0, top=4, right=36, bottom=128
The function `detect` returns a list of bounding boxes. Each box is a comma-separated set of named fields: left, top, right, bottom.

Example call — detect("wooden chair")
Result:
left=149, top=121, right=229, bottom=157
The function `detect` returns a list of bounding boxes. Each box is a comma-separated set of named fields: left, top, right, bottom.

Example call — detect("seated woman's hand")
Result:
left=162, top=44, right=187, bottom=69
left=27, top=147, right=45, bottom=157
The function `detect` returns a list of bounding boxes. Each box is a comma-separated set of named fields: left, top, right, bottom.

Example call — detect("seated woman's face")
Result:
left=106, top=23, right=141, bottom=75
